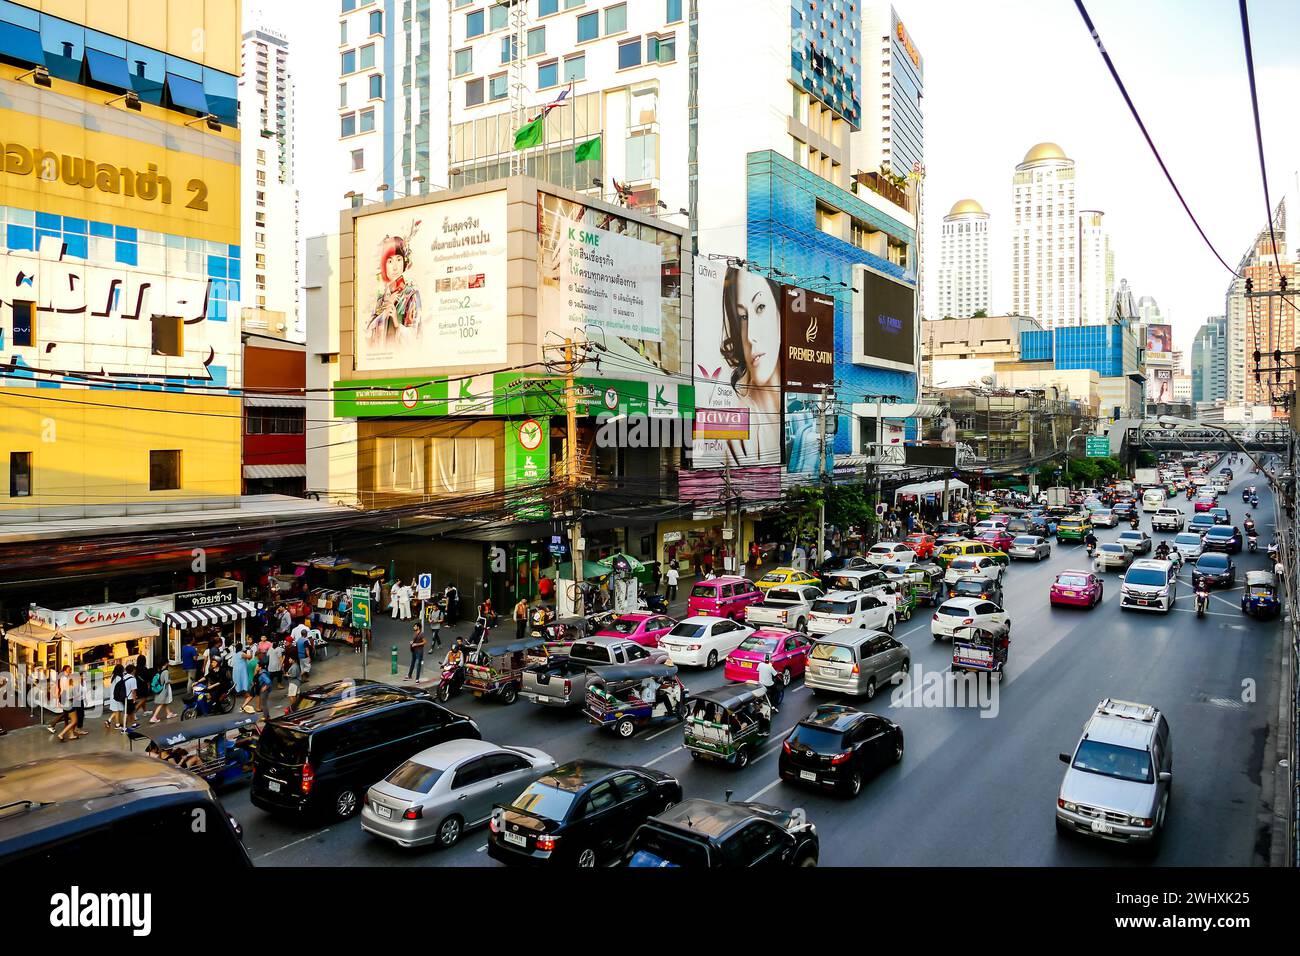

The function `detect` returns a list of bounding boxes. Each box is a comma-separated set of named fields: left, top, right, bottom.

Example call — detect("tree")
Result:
left=971, top=309, right=988, bottom=319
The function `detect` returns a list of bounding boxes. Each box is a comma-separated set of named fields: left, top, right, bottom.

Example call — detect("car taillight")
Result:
left=301, top=764, right=314, bottom=795
left=403, top=806, right=422, bottom=820
left=688, top=643, right=701, bottom=651
left=850, top=663, right=860, bottom=675
left=830, top=751, right=852, bottom=765
left=488, top=816, right=500, bottom=833
left=962, top=618, right=973, bottom=625
left=932, top=613, right=939, bottom=621
left=782, top=740, right=792, bottom=754
left=563, top=679, right=571, bottom=696
left=536, top=834, right=559, bottom=852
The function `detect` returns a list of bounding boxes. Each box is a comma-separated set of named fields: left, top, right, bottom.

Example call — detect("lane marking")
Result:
left=744, top=778, right=783, bottom=803
left=477, top=843, right=488, bottom=853
left=644, top=745, right=683, bottom=767
left=645, top=723, right=680, bottom=741
left=255, top=828, right=331, bottom=860
left=1169, top=607, right=1241, bottom=618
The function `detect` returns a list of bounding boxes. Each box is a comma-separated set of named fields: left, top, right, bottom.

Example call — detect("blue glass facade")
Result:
left=745, top=151, right=918, bottom=454
left=789, top=0, right=860, bottom=125
left=1019, top=324, right=1127, bottom=378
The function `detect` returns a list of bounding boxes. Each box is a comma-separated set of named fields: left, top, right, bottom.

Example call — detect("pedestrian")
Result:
left=121, top=664, right=141, bottom=731
left=233, top=643, right=253, bottom=711
left=291, top=619, right=311, bottom=679
left=665, top=565, right=679, bottom=602
left=426, top=601, right=444, bottom=649
left=275, top=603, right=292, bottom=638
left=305, top=622, right=320, bottom=677
left=284, top=655, right=301, bottom=710
left=537, top=575, right=554, bottom=604
left=49, top=665, right=74, bottom=737
left=514, top=596, right=529, bottom=641
left=371, top=577, right=382, bottom=606
left=253, top=662, right=273, bottom=719
left=55, top=670, right=85, bottom=743
left=390, top=578, right=403, bottom=619
left=148, top=664, right=177, bottom=722
left=757, top=654, right=782, bottom=711
left=268, top=638, right=285, bottom=689
left=134, top=654, right=154, bottom=719
left=106, top=663, right=125, bottom=729
left=180, top=637, right=198, bottom=693
left=407, top=622, right=427, bottom=682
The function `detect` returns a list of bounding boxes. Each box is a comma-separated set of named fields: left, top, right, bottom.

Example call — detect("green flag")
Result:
left=513, top=117, right=544, bottom=150
left=575, top=135, right=602, bottom=163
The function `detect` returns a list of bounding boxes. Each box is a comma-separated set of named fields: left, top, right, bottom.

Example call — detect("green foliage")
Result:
left=769, top=483, right=880, bottom=541
left=971, top=309, right=988, bottom=319
left=1093, top=457, right=1123, bottom=479
left=1136, top=451, right=1158, bottom=468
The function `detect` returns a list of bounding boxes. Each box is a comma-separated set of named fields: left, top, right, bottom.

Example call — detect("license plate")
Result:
left=1090, top=820, right=1113, bottom=835
left=739, top=661, right=753, bottom=668
left=375, top=804, right=392, bottom=819
left=800, top=770, right=817, bottom=782
left=504, top=830, right=528, bottom=847
left=1137, top=599, right=1149, bottom=606
left=267, top=780, right=281, bottom=793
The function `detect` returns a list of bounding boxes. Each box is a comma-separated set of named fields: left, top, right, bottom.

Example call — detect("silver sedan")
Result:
left=1007, top=535, right=1051, bottom=561
left=361, top=740, right=556, bottom=849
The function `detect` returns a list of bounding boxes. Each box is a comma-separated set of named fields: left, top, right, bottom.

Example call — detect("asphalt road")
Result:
left=234, top=460, right=1283, bottom=867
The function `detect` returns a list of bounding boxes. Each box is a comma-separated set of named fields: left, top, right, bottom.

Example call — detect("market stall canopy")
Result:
left=164, top=601, right=262, bottom=630
left=893, top=479, right=969, bottom=500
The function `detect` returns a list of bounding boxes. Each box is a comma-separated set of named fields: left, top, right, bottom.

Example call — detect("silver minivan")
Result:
left=805, top=629, right=910, bottom=701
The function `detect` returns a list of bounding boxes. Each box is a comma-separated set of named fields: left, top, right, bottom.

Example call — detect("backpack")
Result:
left=112, top=677, right=126, bottom=703
left=150, top=671, right=166, bottom=694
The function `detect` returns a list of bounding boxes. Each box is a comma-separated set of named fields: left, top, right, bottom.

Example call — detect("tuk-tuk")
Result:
left=529, top=610, right=595, bottom=655
left=129, top=711, right=260, bottom=789
left=1241, top=570, right=1280, bottom=619
left=462, top=636, right=552, bottom=705
left=583, top=662, right=687, bottom=738
left=883, top=562, right=944, bottom=609
left=951, top=625, right=1010, bottom=679
left=683, top=684, right=773, bottom=770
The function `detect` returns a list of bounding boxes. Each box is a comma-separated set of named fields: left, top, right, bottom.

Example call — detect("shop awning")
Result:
left=893, top=479, right=970, bottom=499
left=5, top=619, right=159, bottom=645
left=164, top=601, right=261, bottom=630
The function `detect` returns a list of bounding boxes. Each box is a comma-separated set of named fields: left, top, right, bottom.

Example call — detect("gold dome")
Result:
left=947, top=198, right=986, bottom=218
left=1022, top=142, right=1069, bottom=164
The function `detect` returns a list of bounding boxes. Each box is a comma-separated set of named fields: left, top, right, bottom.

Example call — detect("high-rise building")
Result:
left=1078, top=209, right=1110, bottom=326
left=1, top=0, right=243, bottom=521
left=856, top=2, right=924, bottom=179
left=1136, top=294, right=1163, bottom=326
left=1191, top=316, right=1228, bottom=405
left=1227, top=199, right=1296, bottom=407
left=1012, top=143, right=1077, bottom=329
left=338, top=0, right=447, bottom=207
left=936, top=199, right=990, bottom=318
left=239, top=26, right=299, bottom=336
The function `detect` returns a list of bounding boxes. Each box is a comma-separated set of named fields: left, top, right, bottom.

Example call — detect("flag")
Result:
left=611, top=178, right=633, bottom=205
left=513, top=117, right=544, bottom=150
left=575, top=135, right=601, bottom=163
left=538, top=83, right=571, bottom=119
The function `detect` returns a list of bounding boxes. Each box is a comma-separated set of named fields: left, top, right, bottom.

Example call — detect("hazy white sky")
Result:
left=262, top=0, right=1300, bottom=361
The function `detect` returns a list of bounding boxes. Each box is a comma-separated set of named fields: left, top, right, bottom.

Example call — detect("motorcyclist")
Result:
left=1083, top=530, right=1098, bottom=556
left=1251, top=494, right=1260, bottom=509
left=1247, top=531, right=1259, bottom=552
left=1154, top=540, right=1171, bottom=561
left=1267, top=537, right=1279, bottom=562
left=1195, top=586, right=1210, bottom=617
left=1128, top=511, right=1140, bottom=530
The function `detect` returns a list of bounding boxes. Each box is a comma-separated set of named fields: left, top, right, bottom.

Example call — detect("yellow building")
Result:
left=0, top=0, right=241, bottom=520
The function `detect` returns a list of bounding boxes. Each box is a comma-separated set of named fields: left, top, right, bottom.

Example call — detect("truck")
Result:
left=1134, top=468, right=1160, bottom=487
left=520, top=637, right=667, bottom=708
left=1045, top=486, right=1072, bottom=509
left=743, top=585, right=823, bottom=633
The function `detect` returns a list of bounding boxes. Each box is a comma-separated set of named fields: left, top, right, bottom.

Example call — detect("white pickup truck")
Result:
left=742, top=585, right=823, bottom=633
left=1150, top=508, right=1186, bottom=533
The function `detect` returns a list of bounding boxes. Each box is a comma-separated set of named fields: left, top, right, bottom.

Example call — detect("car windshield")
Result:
left=385, top=761, right=443, bottom=794
left=602, top=618, right=640, bottom=635
left=1118, top=532, right=1141, bottom=541
left=625, top=829, right=710, bottom=868
left=812, top=600, right=853, bottom=615
left=869, top=545, right=894, bottom=554
left=788, top=724, right=848, bottom=753
left=1197, top=555, right=1229, bottom=569
left=809, top=643, right=854, bottom=662
left=950, top=560, right=976, bottom=571
left=1012, top=536, right=1038, bottom=545
left=1100, top=544, right=1125, bottom=554
left=760, top=572, right=787, bottom=582
left=1071, top=739, right=1154, bottom=784
left=1175, top=534, right=1201, bottom=546
left=509, top=781, right=578, bottom=821
left=828, top=576, right=862, bottom=590
left=1056, top=574, right=1089, bottom=587
left=765, top=590, right=802, bottom=604
left=668, top=623, right=706, bottom=638
left=953, top=581, right=986, bottom=595
left=737, top=636, right=780, bottom=653
left=936, top=603, right=971, bottom=616
left=1207, top=528, right=1233, bottom=538
left=1060, top=522, right=1082, bottom=530
left=1125, top=568, right=1168, bottom=587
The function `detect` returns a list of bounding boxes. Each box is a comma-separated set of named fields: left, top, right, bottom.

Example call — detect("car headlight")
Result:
left=1061, top=801, right=1078, bottom=812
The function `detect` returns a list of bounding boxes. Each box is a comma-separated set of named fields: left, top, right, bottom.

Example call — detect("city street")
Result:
left=232, top=463, right=1284, bottom=867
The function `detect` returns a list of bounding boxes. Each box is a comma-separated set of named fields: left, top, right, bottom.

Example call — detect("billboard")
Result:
left=692, top=260, right=783, bottom=467
left=1147, top=367, right=1174, bottom=402
left=1146, top=324, right=1172, bottom=355
left=857, top=266, right=917, bottom=370
left=354, top=192, right=509, bottom=370
left=781, top=286, right=835, bottom=393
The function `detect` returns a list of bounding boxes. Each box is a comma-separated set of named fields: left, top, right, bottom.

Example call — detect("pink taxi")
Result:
left=723, top=629, right=812, bottom=685
left=1049, top=570, right=1103, bottom=609
left=594, top=612, right=677, bottom=648
left=687, top=576, right=764, bottom=620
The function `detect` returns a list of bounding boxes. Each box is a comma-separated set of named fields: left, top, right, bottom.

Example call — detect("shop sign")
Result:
left=173, top=586, right=239, bottom=612
left=662, top=531, right=683, bottom=544
left=505, top=417, right=552, bottom=520
left=28, top=600, right=162, bottom=632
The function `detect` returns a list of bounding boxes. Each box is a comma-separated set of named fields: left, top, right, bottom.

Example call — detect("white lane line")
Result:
left=744, top=778, right=783, bottom=803
left=645, top=723, right=680, bottom=741
left=644, top=745, right=684, bottom=767
left=255, top=828, right=331, bottom=860
left=477, top=843, right=488, bottom=853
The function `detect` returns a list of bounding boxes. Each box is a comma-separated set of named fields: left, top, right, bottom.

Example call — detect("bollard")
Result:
left=391, top=645, right=398, bottom=675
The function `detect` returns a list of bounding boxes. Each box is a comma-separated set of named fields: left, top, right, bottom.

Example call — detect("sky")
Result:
left=262, top=0, right=1300, bottom=363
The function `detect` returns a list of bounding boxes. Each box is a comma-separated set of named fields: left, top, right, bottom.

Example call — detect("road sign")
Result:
left=416, top=573, right=432, bottom=600
left=1086, top=436, right=1110, bottom=458
left=351, top=587, right=371, bottom=629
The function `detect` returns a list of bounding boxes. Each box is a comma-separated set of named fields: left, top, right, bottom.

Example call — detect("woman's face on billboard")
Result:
left=735, top=271, right=780, bottom=386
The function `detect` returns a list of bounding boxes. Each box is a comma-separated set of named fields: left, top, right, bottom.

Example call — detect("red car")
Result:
left=1049, top=570, right=1103, bottom=609
left=904, top=532, right=936, bottom=559
left=1194, top=495, right=1218, bottom=512
left=976, top=529, right=1015, bottom=552
left=723, top=629, right=812, bottom=684
left=594, top=612, right=677, bottom=648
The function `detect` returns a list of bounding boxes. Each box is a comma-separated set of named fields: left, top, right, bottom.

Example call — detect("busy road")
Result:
left=232, top=462, right=1283, bottom=867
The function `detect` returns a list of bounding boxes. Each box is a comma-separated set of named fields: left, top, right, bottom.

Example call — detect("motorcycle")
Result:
left=1128, top=515, right=1140, bottom=530
left=1242, top=490, right=1251, bottom=503
left=1085, top=542, right=1096, bottom=558
left=180, top=678, right=236, bottom=721
left=1251, top=496, right=1259, bottom=510
left=434, top=661, right=466, bottom=703
left=637, top=592, right=670, bottom=615
left=1248, top=534, right=1259, bottom=553
left=1195, top=589, right=1210, bottom=618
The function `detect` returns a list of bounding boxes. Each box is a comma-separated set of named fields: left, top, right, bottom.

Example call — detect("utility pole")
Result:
left=815, top=386, right=829, bottom=563
left=564, top=338, right=584, bottom=613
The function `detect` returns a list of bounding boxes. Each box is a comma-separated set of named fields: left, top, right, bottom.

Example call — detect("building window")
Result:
left=9, top=452, right=31, bottom=498
left=465, top=77, right=484, bottom=106
left=564, top=53, right=586, bottom=81
left=647, top=34, right=675, bottom=63
left=454, top=47, right=472, bottom=76
left=501, top=34, right=518, bottom=63
left=564, top=0, right=584, bottom=7
left=351, top=148, right=365, bottom=170
left=149, top=450, right=182, bottom=491
left=247, top=408, right=306, bottom=435
left=11, top=300, right=34, bottom=347
left=341, top=49, right=356, bottom=74
left=527, top=26, right=546, bottom=56
left=369, top=73, right=383, bottom=98
left=151, top=315, right=182, bottom=356
left=429, top=436, right=494, bottom=494
left=617, top=38, right=641, bottom=69
left=489, top=3, right=509, bottom=30
left=539, top=0, right=559, bottom=15
left=369, top=8, right=383, bottom=33
left=340, top=21, right=348, bottom=44
left=577, top=11, right=598, bottom=41
left=359, top=107, right=375, bottom=132
left=359, top=43, right=375, bottom=69
left=255, top=253, right=267, bottom=267
left=376, top=437, right=426, bottom=493
left=626, top=130, right=657, bottom=181
left=667, top=0, right=682, bottom=22
left=341, top=112, right=356, bottom=136
left=538, top=60, right=559, bottom=88
left=489, top=74, right=508, bottom=100
left=605, top=3, right=627, bottom=34
left=339, top=81, right=348, bottom=107
left=466, top=9, right=485, bottom=37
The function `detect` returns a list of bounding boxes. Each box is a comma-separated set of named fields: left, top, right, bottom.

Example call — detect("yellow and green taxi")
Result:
left=1055, top=515, right=1093, bottom=542
left=932, top=540, right=1010, bottom=569
left=971, top=500, right=998, bottom=520
left=755, top=567, right=822, bottom=593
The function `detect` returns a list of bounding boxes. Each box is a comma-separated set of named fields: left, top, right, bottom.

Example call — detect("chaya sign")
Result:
left=28, top=601, right=158, bottom=632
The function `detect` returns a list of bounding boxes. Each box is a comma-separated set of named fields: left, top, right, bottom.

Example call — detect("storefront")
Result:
left=656, top=516, right=760, bottom=576
left=161, top=586, right=261, bottom=670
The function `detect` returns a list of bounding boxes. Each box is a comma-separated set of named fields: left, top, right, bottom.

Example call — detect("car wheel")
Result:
left=577, top=847, right=598, bottom=868
left=844, top=770, right=863, bottom=798
left=499, top=685, right=518, bottom=706
left=735, top=746, right=750, bottom=770
left=796, top=851, right=819, bottom=867
left=615, top=717, right=636, bottom=739
left=334, top=788, right=360, bottom=820
left=864, top=677, right=877, bottom=701
left=1055, top=817, right=1072, bottom=839
left=436, top=815, right=464, bottom=849
left=781, top=667, right=792, bottom=687
left=796, top=617, right=807, bottom=633
left=896, top=660, right=910, bottom=685
left=706, top=650, right=718, bottom=669
left=893, top=731, right=905, bottom=763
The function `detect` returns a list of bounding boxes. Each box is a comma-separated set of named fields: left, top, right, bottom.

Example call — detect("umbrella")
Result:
left=594, top=553, right=645, bottom=575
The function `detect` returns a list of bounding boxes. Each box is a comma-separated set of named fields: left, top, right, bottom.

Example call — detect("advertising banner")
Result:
left=691, top=259, right=784, bottom=467
left=354, top=192, right=509, bottom=370
left=1145, top=324, right=1172, bottom=355
left=1147, top=366, right=1174, bottom=402
left=781, top=285, right=835, bottom=393
left=783, top=393, right=834, bottom=476
left=505, top=417, right=551, bottom=520
left=857, top=267, right=917, bottom=370
left=173, top=587, right=240, bottom=612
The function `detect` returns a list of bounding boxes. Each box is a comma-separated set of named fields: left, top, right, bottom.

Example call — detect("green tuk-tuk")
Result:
left=684, top=684, right=773, bottom=770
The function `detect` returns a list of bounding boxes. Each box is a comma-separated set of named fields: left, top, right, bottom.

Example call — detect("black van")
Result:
left=251, top=692, right=479, bottom=821
left=0, top=752, right=250, bottom=867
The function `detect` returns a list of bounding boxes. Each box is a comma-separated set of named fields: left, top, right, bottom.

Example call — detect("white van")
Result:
left=1141, top=487, right=1167, bottom=513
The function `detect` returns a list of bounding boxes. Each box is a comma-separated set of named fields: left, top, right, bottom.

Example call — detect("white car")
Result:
left=807, top=590, right=897, bottom=636
left=943, top=555, right=1004, bottom=585
left=863, top=541, right=918, bottom=566
left=974, top=519, right=1007, bottom=535
left=930, top=597, right=1010, bottom=641
left=743, top=585, right=823, bottom=632
left=1007, top=535, right=1051, bottom=561
left=659, top=616, right=753, bottom=668
left=1088, top=507, right=1118, bottom=528
left=1171, top=531, right=1204, bottom=560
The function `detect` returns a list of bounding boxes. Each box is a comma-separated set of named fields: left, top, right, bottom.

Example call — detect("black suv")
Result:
left=946, top=575, right=1005, bottom=606
left=622, top=798, right=819, bottom=867
left=487, top=761, right=681, bottom=867
left=1192, top=552, right=1236, bottom=589
left=289, top=678, right=429, bottom=713
left=778, top=704, right=904, bottom=797
left=251, top=692, right=479, bottom=821
left=0, top=752, right=250, bottom=867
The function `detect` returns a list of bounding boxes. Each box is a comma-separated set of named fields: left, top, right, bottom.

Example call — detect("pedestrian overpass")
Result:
left=1100, top=417, right=1292, bottom=458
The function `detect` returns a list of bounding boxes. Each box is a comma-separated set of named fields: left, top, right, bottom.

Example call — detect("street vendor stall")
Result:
left=160, top=586, right=262, bottom=672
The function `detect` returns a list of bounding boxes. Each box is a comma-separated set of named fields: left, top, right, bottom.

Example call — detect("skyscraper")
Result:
left=936, top=199, right=990, bottom=318
left=1012, top=143, right=1077, bottom=329
left=240, top=25, right=299, bottom=334
left=857, top=2, right=924, bottom=179
left=1078, top=209, right=1110, bottom=326
left=1191, top=316, right=1228, bottom=406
